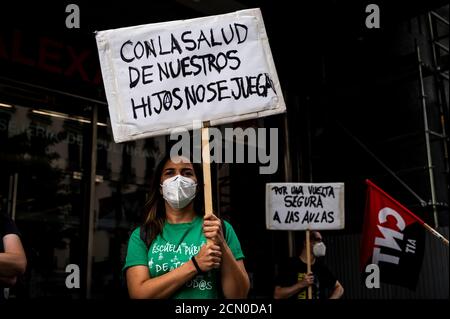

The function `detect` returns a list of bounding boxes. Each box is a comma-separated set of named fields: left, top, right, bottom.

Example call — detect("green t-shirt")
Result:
left=123, top=215, right=245, bottom=299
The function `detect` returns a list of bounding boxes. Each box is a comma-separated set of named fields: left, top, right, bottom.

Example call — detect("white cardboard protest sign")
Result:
left=266, top=183, right=345, bottom=230
left=96, top=8, right=286, bottom=143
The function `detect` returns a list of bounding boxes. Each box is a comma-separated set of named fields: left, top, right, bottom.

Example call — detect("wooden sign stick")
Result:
left=305, top=230, right=312, bottom=299
left=201, top=123, right=214, bottom=244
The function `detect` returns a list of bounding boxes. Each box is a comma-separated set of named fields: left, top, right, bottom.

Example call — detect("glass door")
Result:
left=0, top=101, right=87, bottom=298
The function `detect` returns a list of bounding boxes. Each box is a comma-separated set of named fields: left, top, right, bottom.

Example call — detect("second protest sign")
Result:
left=266, top=183, right=345, bottom=230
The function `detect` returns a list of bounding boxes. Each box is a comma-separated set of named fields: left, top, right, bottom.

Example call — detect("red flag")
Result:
left=361, top=180, right=425, bottom=290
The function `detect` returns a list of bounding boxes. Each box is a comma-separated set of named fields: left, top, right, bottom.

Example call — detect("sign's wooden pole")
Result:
left=306, top=230, right=312, bottom=299
left=201, top=123, right=214, bottom=245
left=201, top=125, right=213, bottom=216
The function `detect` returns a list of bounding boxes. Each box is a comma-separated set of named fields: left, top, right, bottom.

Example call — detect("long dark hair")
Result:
left=139, top=154, right=204, bottom=248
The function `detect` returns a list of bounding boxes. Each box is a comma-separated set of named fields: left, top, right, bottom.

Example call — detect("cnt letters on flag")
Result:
left=361, top=180, right=425, bottom=290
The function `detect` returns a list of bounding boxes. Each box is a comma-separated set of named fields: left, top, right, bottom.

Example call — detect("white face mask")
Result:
left=313, top=242, right=326, bottom=257
left=161, top=175, right=197, bottom=209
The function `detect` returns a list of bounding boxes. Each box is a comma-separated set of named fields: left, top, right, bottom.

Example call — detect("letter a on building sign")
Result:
left=361, top=180, right=425, bottom=290
left=95, top=8, right=285, bottom=142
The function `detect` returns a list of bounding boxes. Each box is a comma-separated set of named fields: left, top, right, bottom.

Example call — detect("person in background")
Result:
left=123, top=154, right=250, bottom=299
left=0, top=212, right=27, bottom=302
left=273, top=231, right=344, bottom=299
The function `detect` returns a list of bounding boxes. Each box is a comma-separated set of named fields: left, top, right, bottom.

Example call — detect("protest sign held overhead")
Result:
left=96, top=8, right=286, bottom=143
left=266, top=183, right=345, bottom=230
